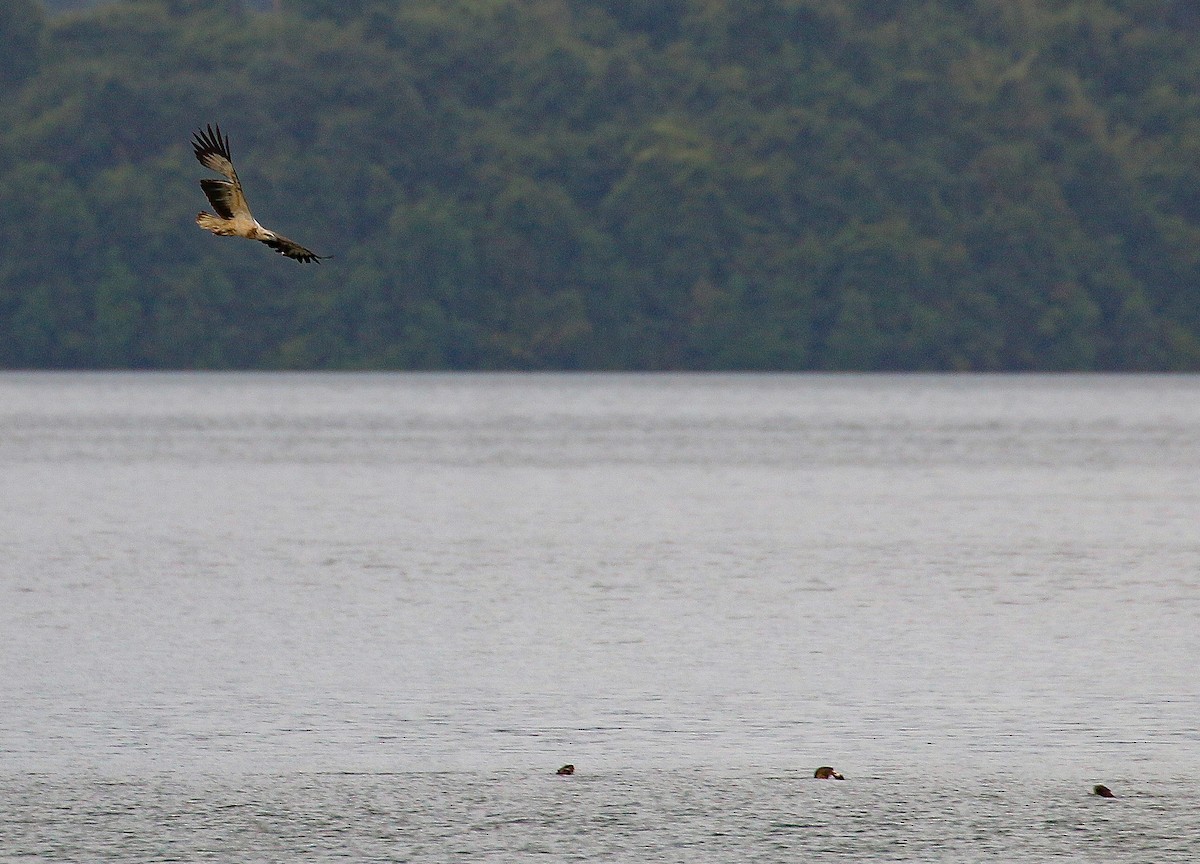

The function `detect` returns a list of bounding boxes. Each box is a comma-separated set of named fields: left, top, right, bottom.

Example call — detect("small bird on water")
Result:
left=814, top=766, right=845, bottom=780
left=1093, top=784, right=1115, bottom=798
left=556, top=764, right=575, bottom=775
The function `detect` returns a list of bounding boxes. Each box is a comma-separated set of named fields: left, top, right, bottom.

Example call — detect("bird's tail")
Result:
left=196, top=211, right=233, bottom=236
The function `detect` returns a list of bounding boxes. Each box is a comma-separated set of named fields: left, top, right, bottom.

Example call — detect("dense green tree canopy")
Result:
left=3, top=0, right=1200, bottom=369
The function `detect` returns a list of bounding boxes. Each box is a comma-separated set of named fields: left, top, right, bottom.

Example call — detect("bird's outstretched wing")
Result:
left=258, top=231, right=328, bottom=264
left=199, top=178, right=241, bottom=220
left=192, top=123, right=251, bottom=219
left=192, top=123, right=236, bottom=180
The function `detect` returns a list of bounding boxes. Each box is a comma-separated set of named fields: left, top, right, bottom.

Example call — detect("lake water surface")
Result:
left=1, top=373, right=1197, bottom=860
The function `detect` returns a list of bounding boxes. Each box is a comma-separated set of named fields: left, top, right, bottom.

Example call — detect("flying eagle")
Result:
left=192, top=123, right=326, bottom=263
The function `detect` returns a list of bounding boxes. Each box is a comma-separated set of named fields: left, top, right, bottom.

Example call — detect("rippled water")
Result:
left=2, top=373, right=1198, bottom=861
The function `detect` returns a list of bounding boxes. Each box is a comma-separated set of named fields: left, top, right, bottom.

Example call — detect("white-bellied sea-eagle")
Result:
left=192, top=123, right=326, bottom=263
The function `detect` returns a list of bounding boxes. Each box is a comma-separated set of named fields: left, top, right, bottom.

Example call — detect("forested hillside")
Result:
left=3, top=0, right=1200, bottom=369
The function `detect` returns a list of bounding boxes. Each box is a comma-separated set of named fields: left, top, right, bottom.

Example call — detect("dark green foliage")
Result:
left=0, top=0, right=44, bottom=89
left=3, top=0, right=1200, bottom=368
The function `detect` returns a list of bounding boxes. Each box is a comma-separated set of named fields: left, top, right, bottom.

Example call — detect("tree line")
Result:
left=3, top=0, right=1200, bottom=369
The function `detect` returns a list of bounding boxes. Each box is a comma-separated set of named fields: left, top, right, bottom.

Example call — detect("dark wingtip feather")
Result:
left=191, top=122, right=231, bottom=163
left=260, top=234, right=330, bottom=263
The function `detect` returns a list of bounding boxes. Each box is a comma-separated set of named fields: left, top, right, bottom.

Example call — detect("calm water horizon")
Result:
left=2, top=373, right=1197, bottom=860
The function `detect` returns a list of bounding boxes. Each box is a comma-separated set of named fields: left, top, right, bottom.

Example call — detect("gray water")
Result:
left=1, top=373, right=1197, bottom=861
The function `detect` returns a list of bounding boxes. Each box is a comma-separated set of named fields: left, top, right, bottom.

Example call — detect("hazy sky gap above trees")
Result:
left=3, top=0, right=1200, bottom=370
